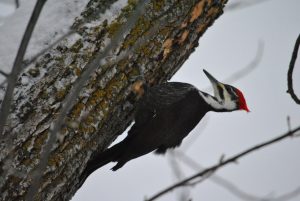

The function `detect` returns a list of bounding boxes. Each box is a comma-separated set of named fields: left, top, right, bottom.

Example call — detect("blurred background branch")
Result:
left=203, top=41, right=264, bottom=92
left=287, top=34, right=300, bottom=104
left=225, top=0, right=272, bottom=11
left=147, top=125, right=300, bottom=201
left=167, top=151, right=191, bottom=201
left=15, top=0, right=19, bottom=9
left=176, top=150, right=300, bottom=201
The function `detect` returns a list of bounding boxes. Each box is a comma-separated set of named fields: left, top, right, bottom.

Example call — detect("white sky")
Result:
left=0, top=0, right=300, bottom=201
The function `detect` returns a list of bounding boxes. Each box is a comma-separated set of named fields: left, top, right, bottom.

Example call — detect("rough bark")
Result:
left=0, top=0, right=228, bottom=200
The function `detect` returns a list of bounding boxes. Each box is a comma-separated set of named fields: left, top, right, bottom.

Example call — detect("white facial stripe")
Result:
left=199, top=90, right=237, bottom=111
left=198, top=91, right=223, bottom=109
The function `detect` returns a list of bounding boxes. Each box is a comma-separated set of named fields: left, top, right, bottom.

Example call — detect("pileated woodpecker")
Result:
left=79, top=69, right=249, bottom=183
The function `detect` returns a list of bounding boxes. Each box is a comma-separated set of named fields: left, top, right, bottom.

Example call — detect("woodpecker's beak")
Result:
left=203, top=69, right=223, bottom=99
left=203, top=69, right=220, bottom=84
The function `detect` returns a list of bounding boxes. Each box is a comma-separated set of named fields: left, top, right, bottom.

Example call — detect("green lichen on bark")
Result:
left=0, top=0, right=228, bottom=200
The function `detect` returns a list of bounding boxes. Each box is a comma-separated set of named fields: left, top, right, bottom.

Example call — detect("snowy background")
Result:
left=0, top=0, right=300, bottom=201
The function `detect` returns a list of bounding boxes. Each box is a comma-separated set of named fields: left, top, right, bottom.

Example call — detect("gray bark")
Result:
left=0, top=0, right=228, bottom=200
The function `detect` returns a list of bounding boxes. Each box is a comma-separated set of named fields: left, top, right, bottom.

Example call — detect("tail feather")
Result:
left=78, top=142, right=125, bottom=187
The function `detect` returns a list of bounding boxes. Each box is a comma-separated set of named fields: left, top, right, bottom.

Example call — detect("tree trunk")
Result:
left=0, top=0, right=228, bottom=200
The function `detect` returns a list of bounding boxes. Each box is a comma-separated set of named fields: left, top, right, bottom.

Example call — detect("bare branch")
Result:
left=176, top=151, right=300, bottom=201
left=0, top=0, right=47, bottom=136
left=25, top=1, right=150, bottom=199
left=146, top=126, right=300, bottom=201
left=176, top=151, right=264, bottom=201
left=183, top=170, right=215, bottom=187
left=287, top=34, right=300, bottom=104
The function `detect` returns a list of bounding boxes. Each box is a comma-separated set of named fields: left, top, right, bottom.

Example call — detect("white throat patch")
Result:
left=198, top=90, right=236, bottom=111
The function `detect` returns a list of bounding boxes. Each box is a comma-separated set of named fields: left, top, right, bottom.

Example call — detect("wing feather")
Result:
left=128, top=82, right=198, bottom=136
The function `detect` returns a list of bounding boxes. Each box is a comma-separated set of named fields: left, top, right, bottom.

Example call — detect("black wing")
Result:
left=107, top=82, right=207, bottom=170
left=129, top=82, right=198, bottom=135
left=134, top=82, right=197, bottom=125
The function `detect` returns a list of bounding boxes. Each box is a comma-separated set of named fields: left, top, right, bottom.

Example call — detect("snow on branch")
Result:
left=25, top=0, right=151, bottom=199
left=23, top=30, right=74, bottom=67
left=0, top=31, right=75, bottom=88
left=146, top=125, right=300, bottom=201
left=287, top=34, right=300, bottom=104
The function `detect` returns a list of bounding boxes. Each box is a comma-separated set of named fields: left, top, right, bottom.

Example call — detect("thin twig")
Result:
left=176, top=151, right=265, bottom=201
left=146, top=126, right=300, bottom=201
left=287, top=34, right=300, bottom=104
left=25, top=1, right=150, bottom=199
left=0, top=0, right=47, bottom=136
left=183, top=170, right=215, bottom=187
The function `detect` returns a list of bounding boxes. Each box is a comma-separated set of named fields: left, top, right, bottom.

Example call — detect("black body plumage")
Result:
left=79, top=82, right=212, bottom=184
